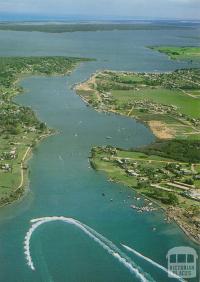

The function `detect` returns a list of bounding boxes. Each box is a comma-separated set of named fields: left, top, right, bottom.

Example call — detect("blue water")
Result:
left=0, top=27, right=199, bottom=282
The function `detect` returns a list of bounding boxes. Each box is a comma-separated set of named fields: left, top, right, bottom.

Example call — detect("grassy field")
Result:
left=112, top=87, right=200, bottom=117
left=92, top=157, right=138, bottom=188
left=150, top=46, right=200, bottom=60
left=0, top=129, right=44, bottom=205
left=112, top=87, right=200, bottom=140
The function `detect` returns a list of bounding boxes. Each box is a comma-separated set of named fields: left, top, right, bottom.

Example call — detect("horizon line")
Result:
left=0, top=18, right=200, bottom=23
left=0, top=13, right=200, bottom=22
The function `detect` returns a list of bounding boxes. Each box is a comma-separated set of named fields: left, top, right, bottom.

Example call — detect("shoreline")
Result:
left=76, top=71, right=200, bottom=245
left=75, top=71, right=174, bottom=140
left=92, top=162, right=200, bottom=245
left=0, top=56, right=88, bottom=208
left=105, top=170, right=200, bottom=246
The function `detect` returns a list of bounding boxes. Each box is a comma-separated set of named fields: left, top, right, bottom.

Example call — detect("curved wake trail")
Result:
left=122, top=244, right=185, bottom=282
left=24, top=216, right=154, bottom=282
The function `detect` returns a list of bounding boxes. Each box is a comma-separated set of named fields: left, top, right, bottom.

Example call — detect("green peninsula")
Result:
left=76, top=69, right=200, bottom=140
left=150, top=46, right=200, bottom=61
left=0, top=56, right=89, bottom=206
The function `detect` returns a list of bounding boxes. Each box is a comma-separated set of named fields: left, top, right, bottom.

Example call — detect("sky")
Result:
left=0, top=0, right=200, bottom=20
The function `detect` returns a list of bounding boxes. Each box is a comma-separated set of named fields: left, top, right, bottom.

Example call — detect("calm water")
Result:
left=0, top=27, right=200, bottom=282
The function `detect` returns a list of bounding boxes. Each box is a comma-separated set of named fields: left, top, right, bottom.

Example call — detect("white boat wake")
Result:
left=24, top=216, right=153, bottom=282
left=122, top=244, right=184, bottom=282
left=24, top=216, right=183, bottom=282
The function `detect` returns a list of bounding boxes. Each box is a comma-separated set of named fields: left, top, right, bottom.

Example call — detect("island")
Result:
left=75, top=68, right=200, bottom=243
left=149, top=46, right=200, bottom=61
left=0, top=22, right=189, bottom=33
left=0, top=56, right=90, bottom=207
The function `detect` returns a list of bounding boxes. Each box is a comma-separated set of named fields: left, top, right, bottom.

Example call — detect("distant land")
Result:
left=0, top=21, right=197, bottom=33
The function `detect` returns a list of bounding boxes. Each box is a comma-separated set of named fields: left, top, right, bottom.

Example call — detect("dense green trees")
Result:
left=144, top=188, right=179, bottom=205
left=137, top=140, right=200, bottom=163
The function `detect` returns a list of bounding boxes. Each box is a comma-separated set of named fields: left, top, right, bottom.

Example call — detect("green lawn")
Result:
left=150, top=46, right=200, bottom=60
left=0, top=132, right=37, bottom=199
left=117, top=150, right=176, bottom=162
left=112, top=87, right=200, bottom=118
left=93, top=157, right=138, bottom=187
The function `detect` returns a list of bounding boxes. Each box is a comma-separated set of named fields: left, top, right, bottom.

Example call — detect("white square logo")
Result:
left=166, top=246, right=198, bottom=279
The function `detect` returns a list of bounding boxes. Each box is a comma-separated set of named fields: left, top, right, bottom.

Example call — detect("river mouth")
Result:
left=0, top=29, right=200, bottom=282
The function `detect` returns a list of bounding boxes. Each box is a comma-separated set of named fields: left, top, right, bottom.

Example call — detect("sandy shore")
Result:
left=148, top=120, right=175, bottom=140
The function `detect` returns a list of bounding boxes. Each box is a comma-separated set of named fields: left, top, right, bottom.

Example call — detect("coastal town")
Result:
left=90, top=143, right=200, bottom=242
left=91, top=146, right=200, bottom=201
